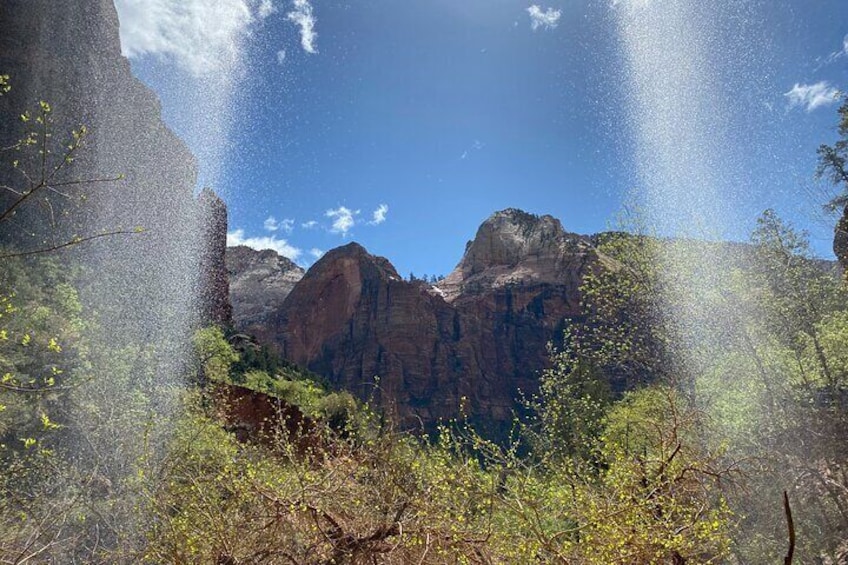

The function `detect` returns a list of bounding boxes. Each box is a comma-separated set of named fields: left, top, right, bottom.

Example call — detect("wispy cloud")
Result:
left=264, top=216, right=294, bottom=233
left=785, top=81, right=841, bottom=112
left=817, top=34, right=848, bottom=69
left=287, top=0, right=318, bottom=54
left=257, top=0, right=277, bottom=19
left=302, top=220, right=318, bottom=229
left=114, top=0, right=258, bottom=75
left=368, top=204, right=389, bottom=225
left=276, top=49, right=287, bottom=65
left=264, top=216, right=279, bottom=231
left=309, top=248, right=324, bottom=259
left=263, top=216, right=294, bottom=233
left=527, top=5, right=561, bottom=31
left=326, top=206, right=359, bottom=236
left=227, top=228, right=301, bottom=261
left=460, top=139, right=485, bottom=160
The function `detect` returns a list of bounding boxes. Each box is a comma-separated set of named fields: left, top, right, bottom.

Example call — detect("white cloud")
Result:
left=326, top=206, right=359, bottom=236
left=258, top=0, right=277, bottom=19
left=368, top=204, right=389, bottom=225
left=276, top=49, right=287, bottom=64
left=264, top=216, right=294, bottom=233
left=264, top=216, right=279, bottom=231
left=114, top=0, right=256, bottom=75
left=302, top=220, right=318, bottom=229
left=309, top=248, right=324, bottom=259
left=816, top=34, right=848, bottom=70
left=227, top=229, right=302, bottom=261
left=785, top=81, right=841, bottom=112
left=287, top=0, right=318, bottom=54
left=527, top=5, right=561, bottom=31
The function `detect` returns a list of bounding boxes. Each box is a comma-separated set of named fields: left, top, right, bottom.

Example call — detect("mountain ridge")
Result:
left=226, top=208, right=843, bottom=433
left=227, top=208, right=614, bottom=433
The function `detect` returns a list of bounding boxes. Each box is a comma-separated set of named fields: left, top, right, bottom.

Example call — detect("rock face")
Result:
left=0, top=0, right=197, bottom=240
left=441, top=208, right=593, bottom=300
left=213, top=383, right=317, bottom=454
left=439, top=209, right=613, bottom=427
left=246, top=209, right=612, bottom=434
left=0, top=0, right=229, bottom=336
left=226, top=246, right=305, bottom=333
left=199, top=189, right=233, bottom=327
left=270, top=243, right=475, bottom=428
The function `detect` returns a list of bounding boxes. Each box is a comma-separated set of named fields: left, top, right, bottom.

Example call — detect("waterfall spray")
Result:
left=611, top=0, right=765, bottom=384
left=0, top=0, right=261, bottom=555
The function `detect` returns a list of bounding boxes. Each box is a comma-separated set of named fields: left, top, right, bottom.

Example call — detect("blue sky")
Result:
left=115, top=0, right=847, bottom=277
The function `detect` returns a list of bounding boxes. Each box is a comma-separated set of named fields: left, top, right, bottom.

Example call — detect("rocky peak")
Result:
left=440, top=208, right=599, bottom=302
left=464, top=208, right=569, bottom=269
left=270, top=243, right=472, bottom=429
left=242, top=213, right=615, bottom=435
left=226, top=245, right=305, bottom=332
left=227, top=245, right=302, bottom=277
left=228, top=243, right=403, bottom=343
left=308, top=242, right=402, bottom=283
left=274, top=242, right=404, bottom=346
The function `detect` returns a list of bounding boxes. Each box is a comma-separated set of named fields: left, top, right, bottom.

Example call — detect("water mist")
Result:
left=611, top=0, right=768, bottom=388
left=609, top=1, right=831, bottom=557
left=0, top=0, right=259, bottom=555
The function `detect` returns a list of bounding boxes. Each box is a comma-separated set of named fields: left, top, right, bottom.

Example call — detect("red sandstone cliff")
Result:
left=232, top=209, right=614, bottom=433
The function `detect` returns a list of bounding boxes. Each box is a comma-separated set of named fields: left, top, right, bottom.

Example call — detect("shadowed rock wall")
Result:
left=0, top=0, right=230, bottom=336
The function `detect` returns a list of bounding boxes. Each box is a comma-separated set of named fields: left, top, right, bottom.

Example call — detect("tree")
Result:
left=816, top=94, right=848, bottom=271
left=528, top=336, right=611, bottom=462
left=192, top=326, right=238, bottom=386
left=742, top=210, right=848, bottom=561
left=681, top=209, right=848, bottom=562
left=569, top=226, right=685, bottom=394
left=0, top=76, right=133, bottom=260
left=0, top=78, right=158, bottom=563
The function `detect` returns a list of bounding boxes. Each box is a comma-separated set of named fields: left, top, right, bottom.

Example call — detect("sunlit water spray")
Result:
left=79, top=3, right=257, bottom=394
left=611, top=0, right=767, bottom=381
left=73, top=0, right=264, bottom=456
left=42, top=1, right=265, bottom=548
left=0, top=0, right=266, bottom=552
left=114, top=0, right=260, bottom=193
